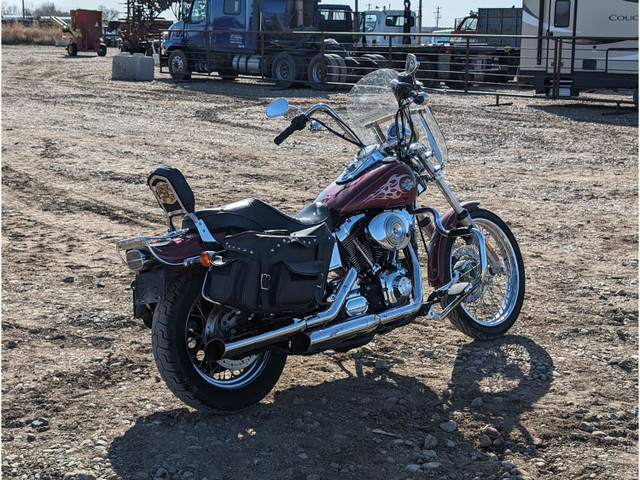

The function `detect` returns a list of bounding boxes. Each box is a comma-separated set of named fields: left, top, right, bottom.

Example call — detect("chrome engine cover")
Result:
left=367, top=210, right=413, bottom=251
left=379, top=268, right=412, bottom=305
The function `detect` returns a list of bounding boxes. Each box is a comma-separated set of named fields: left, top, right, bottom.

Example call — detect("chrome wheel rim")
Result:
left=171, top=55, right=184, bottom=73
left=185, top=299, right=269, bottom=389
left=449, top=218, right=520, bottom=326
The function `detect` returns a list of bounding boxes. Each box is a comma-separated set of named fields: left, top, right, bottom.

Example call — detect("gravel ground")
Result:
left=2, top=45, right=638, bottom=480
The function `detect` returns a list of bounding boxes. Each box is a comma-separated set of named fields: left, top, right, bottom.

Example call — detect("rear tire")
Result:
left=152, top=275, right=287, bottom=412
left=97, top=44, right=107, bottom=57
left=442, top=209, right=525, bottom=340
left=271, top=52, right=306, bottom=88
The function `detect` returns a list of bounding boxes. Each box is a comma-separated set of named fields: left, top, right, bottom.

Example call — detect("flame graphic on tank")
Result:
left=362, top=174, right=412, bottom=203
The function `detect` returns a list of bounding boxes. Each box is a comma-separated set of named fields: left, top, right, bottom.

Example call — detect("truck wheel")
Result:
left=168, top=50, right=191, bottom=81
left=308, top=54, right=347, bottom=90
left=67, top=43, right=78, bottom=57
left=327, top=54, right=348, bottom=85
left=271, top=52, right=305, bottom=88
left=97, top=44, right=107, bottom=57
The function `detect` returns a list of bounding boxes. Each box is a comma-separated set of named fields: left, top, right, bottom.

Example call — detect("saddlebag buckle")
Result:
left=261, top=274, right=271, bottom=290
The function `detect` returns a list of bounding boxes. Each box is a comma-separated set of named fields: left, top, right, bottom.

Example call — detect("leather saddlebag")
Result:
left=207, top=223, right=335, bottom=313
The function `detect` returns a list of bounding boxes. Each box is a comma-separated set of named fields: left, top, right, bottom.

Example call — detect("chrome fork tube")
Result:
left=433, top=173, right=468, bottom=222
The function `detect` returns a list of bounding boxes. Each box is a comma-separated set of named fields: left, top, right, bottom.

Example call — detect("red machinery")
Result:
left=56, top=10, right=107, bottom=56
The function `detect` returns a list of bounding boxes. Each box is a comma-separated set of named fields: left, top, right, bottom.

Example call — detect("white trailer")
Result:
left=519, top=0, right=638, bottom=98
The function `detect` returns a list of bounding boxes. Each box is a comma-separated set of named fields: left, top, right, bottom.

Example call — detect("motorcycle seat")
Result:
left=182, top=198, right=332, bottom=233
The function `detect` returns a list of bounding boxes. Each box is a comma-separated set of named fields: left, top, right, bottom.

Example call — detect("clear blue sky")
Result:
left=30, top=0, right=521, bottom=28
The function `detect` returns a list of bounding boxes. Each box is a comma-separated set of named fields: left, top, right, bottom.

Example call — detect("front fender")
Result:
left=427, top=201, right=480, bottom=287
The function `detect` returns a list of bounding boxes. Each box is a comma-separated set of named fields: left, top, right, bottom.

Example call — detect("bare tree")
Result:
left=97, top=4, right=120, bottom=21
left=2, top=3, right=20, bottom=15
left=33, top=1, right=66, bottom=16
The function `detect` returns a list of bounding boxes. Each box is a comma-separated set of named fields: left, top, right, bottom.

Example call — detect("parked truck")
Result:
left=450, top=7, right=522, bottom=47
left=161, top=0, right=520, bottom=88
left=360, top=9, right=418, bottom=46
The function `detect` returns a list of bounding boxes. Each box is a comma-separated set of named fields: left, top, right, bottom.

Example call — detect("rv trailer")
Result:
left=519, top=0, right=638, bottom=98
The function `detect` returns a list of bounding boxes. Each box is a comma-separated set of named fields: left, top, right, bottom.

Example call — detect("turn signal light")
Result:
left=199, top=251, right=212, bottom=267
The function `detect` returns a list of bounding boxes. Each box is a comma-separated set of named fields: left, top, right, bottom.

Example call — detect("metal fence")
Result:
left=158, top=29, right=638, bottom=103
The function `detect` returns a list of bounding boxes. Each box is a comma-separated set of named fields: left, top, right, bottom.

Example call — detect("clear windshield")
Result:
left=346, top=69, right=398, bottom=145
left=346, top=67, right=448, bottom=164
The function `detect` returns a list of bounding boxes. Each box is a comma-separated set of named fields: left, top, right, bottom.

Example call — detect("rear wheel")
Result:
left=97, top=44, right=107, bottom=57
left=271, top=52, right=306, bottom=88
left=442, top=209, right=525, bottom=340
left=152, top=275, right=287, bottom=412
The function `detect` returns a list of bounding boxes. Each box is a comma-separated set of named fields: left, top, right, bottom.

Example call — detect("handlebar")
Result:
left=274, top=114, right=308, bottom=145
left=273, top=104, right=364, bottom=147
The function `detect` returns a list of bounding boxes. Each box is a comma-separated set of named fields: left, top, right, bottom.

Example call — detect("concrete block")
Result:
left=112, top=53, right=154, bottom=81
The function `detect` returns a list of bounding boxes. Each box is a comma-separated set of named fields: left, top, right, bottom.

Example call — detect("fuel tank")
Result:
left=317, top=161, right=418, bottom=214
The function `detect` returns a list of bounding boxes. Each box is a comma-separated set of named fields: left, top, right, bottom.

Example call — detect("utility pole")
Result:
left=418, top=0, right=422, bottom=34
left=434, top=6, right=441, bottom=28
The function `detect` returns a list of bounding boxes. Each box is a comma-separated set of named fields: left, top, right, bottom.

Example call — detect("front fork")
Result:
left=414, top=175, right=503, bottom=321
left=428, top=172, right=504, bottom=273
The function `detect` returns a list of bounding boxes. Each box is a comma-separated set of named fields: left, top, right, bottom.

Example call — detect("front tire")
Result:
left=168, top=49, right=191, bottom=81
left=152, top=275, right=287, bottom=412
left=443, top=209, right=525, bottom=340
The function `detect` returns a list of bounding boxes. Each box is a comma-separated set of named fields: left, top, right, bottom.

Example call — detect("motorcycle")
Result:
left=117, top=55, right=525, bottom=413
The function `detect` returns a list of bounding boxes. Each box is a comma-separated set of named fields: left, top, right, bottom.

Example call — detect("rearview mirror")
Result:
left=266, top=98, right=289, bottom=118
left=404, top=54, right=419, bottom=75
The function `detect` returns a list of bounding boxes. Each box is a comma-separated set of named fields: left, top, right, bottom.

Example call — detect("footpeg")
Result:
left=447, top=282, right=470, bottom=296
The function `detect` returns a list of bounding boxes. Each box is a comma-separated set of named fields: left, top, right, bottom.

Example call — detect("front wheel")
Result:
left=443, top=208, right=525, bottom=340
left=152, top=275, right=287, bottom=412
left=168, top=49, right=191, bottom=81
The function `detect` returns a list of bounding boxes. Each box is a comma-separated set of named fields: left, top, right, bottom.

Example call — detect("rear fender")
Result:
left=427, top=201, right=480, bottom=287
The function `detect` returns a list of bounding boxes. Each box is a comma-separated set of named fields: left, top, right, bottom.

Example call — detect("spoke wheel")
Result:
left=152, top=275, right=287, bottom=412
left=185, top=303, right=270, bottom=390
left=443, top=209, right=525, bottom=339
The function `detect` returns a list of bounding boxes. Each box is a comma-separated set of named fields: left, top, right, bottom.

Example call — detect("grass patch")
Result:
left=2, top=22, right=60, bottom=45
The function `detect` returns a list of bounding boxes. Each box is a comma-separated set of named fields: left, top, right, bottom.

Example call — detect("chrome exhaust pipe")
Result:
left=205, top=268, right=358, bottom=361
left=296, top=245, right=424, bottom=353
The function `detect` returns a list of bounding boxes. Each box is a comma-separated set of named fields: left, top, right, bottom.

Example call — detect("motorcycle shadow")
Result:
left=107, top=335, right=553, bottom=480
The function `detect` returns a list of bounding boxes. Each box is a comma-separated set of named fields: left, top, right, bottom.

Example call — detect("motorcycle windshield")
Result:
left=346, top=67, right=448, bottom=165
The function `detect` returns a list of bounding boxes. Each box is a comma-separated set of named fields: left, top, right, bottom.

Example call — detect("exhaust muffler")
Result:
left=204, top=268, right=358, bottom=361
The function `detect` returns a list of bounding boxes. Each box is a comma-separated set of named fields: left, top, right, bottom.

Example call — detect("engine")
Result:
left=334, top=210, right=414, bottom=314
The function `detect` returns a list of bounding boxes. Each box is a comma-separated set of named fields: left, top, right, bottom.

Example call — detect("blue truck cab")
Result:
left=161, top=0, right=359, bottom=85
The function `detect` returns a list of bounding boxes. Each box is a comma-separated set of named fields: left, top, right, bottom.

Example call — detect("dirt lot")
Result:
left=1, top=45, right=638, bottom=480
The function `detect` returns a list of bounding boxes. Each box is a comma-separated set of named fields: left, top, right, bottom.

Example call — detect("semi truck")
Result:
left=160, top=0, right=518, bottom=89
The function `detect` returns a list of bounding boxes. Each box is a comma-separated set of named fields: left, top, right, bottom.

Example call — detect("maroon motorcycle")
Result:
left=117, top=55, right=524, bottom=412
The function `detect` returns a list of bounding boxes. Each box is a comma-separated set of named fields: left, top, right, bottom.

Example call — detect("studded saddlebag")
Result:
left=207, top=223, right=335, bottom=313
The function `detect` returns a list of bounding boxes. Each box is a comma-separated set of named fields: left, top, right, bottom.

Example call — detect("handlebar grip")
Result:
left=274, top=114, right=308, bottom=146
left=274, top=123, right=298, bottom=145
